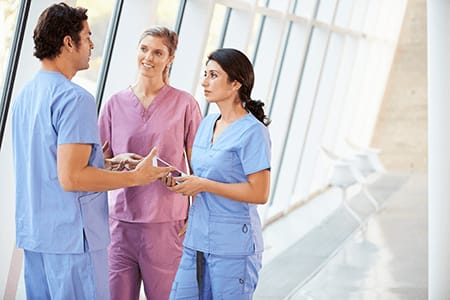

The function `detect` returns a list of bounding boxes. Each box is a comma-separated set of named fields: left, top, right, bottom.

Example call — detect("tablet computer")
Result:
left=154, top=156, right=186, bottom=178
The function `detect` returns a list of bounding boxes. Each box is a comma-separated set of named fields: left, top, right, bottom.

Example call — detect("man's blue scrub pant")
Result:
left=24, top=248, right=109, bottom=300
left=169, top=247, right=262, bottom=300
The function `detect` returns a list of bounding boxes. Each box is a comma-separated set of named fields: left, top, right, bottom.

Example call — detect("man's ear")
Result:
left=63, top=36, right=74, bottom=51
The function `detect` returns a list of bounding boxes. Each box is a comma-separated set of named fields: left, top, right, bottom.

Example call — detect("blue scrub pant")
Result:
left=169, top=247, right=262, bottom=300
left=24, top=248, right=109, bottom=300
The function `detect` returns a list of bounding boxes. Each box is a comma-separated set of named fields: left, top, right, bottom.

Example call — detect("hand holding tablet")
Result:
left=153, top=156, right=186, bottom=185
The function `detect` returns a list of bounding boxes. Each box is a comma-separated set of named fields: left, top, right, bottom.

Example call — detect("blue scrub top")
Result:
left=184, top=113, right=271, bottom=256
left=12, top=71, right=109, bottom=254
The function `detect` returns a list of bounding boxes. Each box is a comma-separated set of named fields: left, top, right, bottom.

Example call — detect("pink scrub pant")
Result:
left=109, top=218, right=185, bottom=300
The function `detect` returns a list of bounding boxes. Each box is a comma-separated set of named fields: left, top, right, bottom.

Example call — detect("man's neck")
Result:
left=41, top=57, right=76, bottom=80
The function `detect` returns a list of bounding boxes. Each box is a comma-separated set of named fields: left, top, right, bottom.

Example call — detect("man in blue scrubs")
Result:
left=11, top=3, right=172, bottom=299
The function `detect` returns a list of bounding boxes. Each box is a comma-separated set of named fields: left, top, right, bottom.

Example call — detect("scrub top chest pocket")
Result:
left=192, top=146, right=242, bottom=182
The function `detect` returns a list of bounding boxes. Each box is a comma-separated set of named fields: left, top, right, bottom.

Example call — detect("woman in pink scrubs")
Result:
left=98, top=26, right=202, bottom=300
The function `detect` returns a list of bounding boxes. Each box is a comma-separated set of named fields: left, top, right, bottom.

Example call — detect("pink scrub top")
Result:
left=98, top=85, right=202, bottom=223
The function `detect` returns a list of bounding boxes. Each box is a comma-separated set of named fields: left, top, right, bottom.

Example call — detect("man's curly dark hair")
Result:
left=33, top=2, right=88, bottom=60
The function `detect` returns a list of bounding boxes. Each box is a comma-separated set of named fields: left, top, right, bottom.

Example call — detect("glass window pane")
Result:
left=334, top=0, right=354, bottom=28
left=267, top=0, right=290, bottom=12
left=222, top=8, right=253, bottom=50
left=295, top=0, right=318, bottom=19
left=316, top=0, right=337, bottom=24
left=295, top=33, right=344, bottom=197
left=363, top=0, right=380, bottom=35
left=73, top=0, right=116, bottom=95
left=268, top=27, right=328, bottom=217
left=334, top=38, right=369, bottom=156
left=252, top=16, right=284, bottom=106
left=0, top=1, right=21, bottom=295
left=258, top=0, right=269, bottom=7
left=268, top=22, right=308, bottom=207
left=246, top=13, right=264, bottom=60
left=321, top=36, right=357, bottom=151
left=194, top=3, right=227, bottom=115
left=155, top=0, right=181, bottom=27
left=350, top=0, right=368, bottom=32
left=0, top=0, right=20, bottom=91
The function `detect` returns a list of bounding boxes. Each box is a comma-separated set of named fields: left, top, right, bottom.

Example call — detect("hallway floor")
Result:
left=255, top=172, right=427, bottom=300
left=12, top=172, right=427, bottom=300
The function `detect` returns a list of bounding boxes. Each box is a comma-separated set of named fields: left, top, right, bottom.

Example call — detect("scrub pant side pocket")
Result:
left=169, top=247, right=199, bottom=300
left=209, top=253, right=262, bottom=300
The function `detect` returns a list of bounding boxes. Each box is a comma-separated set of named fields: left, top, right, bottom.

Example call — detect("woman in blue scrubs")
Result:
left=168, top=48, right=271, bottom=299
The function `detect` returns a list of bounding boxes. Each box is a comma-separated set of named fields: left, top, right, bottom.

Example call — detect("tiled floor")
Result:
left=255, top=172, right=427, bottom=300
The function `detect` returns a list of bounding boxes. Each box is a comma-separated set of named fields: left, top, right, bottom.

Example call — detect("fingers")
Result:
left=129, top=153, right=144, bottom=160
left=178, top=223, right=187, bottom=236
left=174, top=176, right=187, bottom=183
left=171, top=185, right=190, bottom=196
left=141, top=148, right=172, bottom=176
left=102, top=141, right=109, bottom=153
left=136, top=147, right=159, bottom=168
left=124, top=159, right=140, bottom=170
left=161, top=174, right=177, bottom=187
left=137, top=148, right=174, bottom=172
left=158, top=166, right=176, bottom=178
left=109, top=160, right=126, bottom=171
left=117, top=160, right=127, bottom=171
left=145, top=147, right=158, bottom=161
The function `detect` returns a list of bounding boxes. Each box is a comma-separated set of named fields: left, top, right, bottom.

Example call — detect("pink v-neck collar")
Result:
left=128, top=85, right=170, bottom=120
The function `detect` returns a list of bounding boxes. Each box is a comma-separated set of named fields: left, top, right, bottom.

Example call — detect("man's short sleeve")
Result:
left=54, top=89, right=99, bottom=145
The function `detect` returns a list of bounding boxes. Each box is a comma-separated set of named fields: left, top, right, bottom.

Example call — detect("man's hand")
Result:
left=132, top=147, right=175, bottom=185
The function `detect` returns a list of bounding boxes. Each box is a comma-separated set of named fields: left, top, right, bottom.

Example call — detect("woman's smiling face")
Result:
left=137, top=35, right=173, bottom=80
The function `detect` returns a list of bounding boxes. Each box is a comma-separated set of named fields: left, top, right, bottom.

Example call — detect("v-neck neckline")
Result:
left=210, top=113, right=249, bottom=146
left=129, top=85, right=169, bottom=119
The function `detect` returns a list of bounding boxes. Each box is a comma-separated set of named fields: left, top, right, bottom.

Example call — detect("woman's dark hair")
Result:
left=33, top=2, right=88, bottom=60
left=207, top=48, right=271, bottom=126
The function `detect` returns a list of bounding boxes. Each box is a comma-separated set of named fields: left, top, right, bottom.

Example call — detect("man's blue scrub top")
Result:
left=12, top=71, right=109, bottom=254
left=184, top=113, right=271, bottom=256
